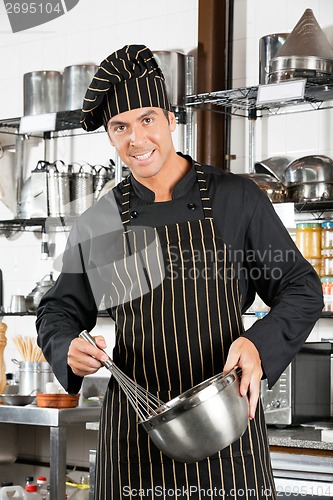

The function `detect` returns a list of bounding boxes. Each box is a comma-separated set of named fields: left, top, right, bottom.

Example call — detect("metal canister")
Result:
left=23, top=71, right=62, bottom=115
left=47, top=161, right=71, bottom=217
left=93, top=165, right=115, bottom=202
left=71, top=164, right=94, bottom=215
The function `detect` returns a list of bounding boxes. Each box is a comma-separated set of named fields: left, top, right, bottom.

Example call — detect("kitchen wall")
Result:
left=0, top=0, right=332, bottom=483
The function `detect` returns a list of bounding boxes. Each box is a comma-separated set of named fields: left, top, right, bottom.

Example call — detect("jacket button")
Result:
left=130, top=211, right=139, bottom=219
left=187, top=203, right=196, bottom=210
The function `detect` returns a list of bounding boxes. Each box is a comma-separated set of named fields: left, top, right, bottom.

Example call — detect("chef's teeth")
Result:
left=135, top=151, right=153, bottom=160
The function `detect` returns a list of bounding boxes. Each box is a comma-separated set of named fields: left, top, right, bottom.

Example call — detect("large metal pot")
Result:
left=24, top=71, right=62, bottom=115
left=62, top=64, right=98, bottom=111
left=283, top=155, right=333, bottom=202
left=153, top=51, right=186, bottom=106
left=286, top=182, right=333, bottom=202
left=282, top=155, right=333, bottom=185
left=268, top=55, right=333, bottom=83
left=142, top=369, right=248, bottom=463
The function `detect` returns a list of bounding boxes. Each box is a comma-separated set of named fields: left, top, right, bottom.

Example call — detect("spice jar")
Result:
left=296, top=223, right=322, bottom=259
left=321, top=277, right=333, bottom=312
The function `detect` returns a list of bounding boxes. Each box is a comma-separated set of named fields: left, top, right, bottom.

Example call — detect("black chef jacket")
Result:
left=36, top=155, right=324, bottom=395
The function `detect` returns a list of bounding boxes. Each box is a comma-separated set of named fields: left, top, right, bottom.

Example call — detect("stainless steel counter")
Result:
left=0, top=404, right=101, bottom=499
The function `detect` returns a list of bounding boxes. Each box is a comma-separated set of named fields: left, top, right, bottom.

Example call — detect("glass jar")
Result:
left=321, top=277, right=333, bottom=312
left=296, top=223, right=322, bottom=259
left=321, top=221, right=333, bottom=253
left=321, top=257, right=333, bottom=277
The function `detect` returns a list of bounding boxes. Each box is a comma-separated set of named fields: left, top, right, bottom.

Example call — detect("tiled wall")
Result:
left=0, top=0, right=332, bottom=481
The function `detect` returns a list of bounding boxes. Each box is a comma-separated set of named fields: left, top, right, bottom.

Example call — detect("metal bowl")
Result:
left=282, top=155, right=333, bottom=186
left=141, top=369, right=248, bottom=463
left=239, top=173, right=287, bottom=202
left=0, top=394, right=36, bottom=406
left=254, top=156, right=292, bottom=183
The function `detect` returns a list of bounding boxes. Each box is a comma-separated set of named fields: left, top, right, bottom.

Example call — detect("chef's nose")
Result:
left=129, top=125, right=145, bottom=145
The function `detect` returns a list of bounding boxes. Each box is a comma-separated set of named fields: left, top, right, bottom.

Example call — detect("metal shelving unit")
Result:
left=185, top=77, right=333, bottom=172
left=185, top=76, right=333, bottom=117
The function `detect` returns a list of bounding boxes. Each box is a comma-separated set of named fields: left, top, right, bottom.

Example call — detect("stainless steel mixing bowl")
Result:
left=142, top=369, right=248, bottom=463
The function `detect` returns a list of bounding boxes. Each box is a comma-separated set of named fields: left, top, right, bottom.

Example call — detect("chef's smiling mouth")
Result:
left=132, top=150, right=155, bottom=160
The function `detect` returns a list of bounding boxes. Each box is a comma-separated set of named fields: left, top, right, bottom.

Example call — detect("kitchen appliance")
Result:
left=80, top=330, right=248, bottom=463
left=261, top=342, right=332, bottom=426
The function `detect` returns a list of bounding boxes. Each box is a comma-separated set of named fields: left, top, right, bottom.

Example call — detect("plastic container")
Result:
left=321, top=221, right=333, bottom=252
left=321, top=277, right=333, bottom=312
left=296, top=223, right=322, bottom=259
left=0, top=485, right=29, bottom=499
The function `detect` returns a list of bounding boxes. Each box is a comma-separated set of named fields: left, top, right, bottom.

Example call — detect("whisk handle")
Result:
left=79, top=330, right=113, bottom=371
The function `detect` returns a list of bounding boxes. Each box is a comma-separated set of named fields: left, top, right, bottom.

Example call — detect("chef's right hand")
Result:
left=67, top=335, right=109, bottom=377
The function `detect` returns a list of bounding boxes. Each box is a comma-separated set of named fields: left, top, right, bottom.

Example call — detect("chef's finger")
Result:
left=76, top=336, right=109, bottom=362
left=247, top=377, right=261, bottom=419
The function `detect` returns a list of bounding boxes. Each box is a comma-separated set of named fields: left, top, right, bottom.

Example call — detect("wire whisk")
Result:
left=79, top=330, right=166, bottom=422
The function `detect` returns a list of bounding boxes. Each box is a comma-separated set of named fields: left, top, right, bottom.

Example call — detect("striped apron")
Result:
left=95, top=164, right=276, bottom=499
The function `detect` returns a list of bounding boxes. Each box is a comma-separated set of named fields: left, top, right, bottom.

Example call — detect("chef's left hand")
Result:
left=222, top=337, right=263, bottom=420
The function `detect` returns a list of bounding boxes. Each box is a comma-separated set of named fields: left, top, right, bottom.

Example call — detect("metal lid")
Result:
left=322, top=222, right=333, bottom=228
left=296, top=222, right=322, bottom=228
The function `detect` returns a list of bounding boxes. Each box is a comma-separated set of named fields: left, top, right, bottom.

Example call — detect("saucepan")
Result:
left=142, top=368, right=249, bottom=463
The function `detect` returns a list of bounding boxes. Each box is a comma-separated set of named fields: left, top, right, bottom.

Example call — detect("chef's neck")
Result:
left=132, top=155, right=191, bottom=202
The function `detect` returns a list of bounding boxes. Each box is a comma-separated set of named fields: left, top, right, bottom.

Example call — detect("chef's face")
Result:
left=107, top=107, right=176, bottom=181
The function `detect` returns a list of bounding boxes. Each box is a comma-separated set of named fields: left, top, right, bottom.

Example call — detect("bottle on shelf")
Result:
left=36, top=477, right=47, bottom=500
left=25, top=485, right=42, bottom=498
left=25, top=477, right=34, bottom=491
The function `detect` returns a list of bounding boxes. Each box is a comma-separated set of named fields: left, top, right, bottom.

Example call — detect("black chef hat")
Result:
left=81, top=45, right=172, bottom=132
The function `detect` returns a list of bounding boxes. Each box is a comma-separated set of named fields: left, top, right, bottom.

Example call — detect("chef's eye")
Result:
left=115, top=125, right=126, bottom=132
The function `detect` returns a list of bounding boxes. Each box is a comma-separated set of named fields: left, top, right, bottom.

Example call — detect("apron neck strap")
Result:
left=120, top=163, right=213, bottom=230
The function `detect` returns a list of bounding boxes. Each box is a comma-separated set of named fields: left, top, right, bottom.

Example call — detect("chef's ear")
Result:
left=168, top=111, right=177, bottom=132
